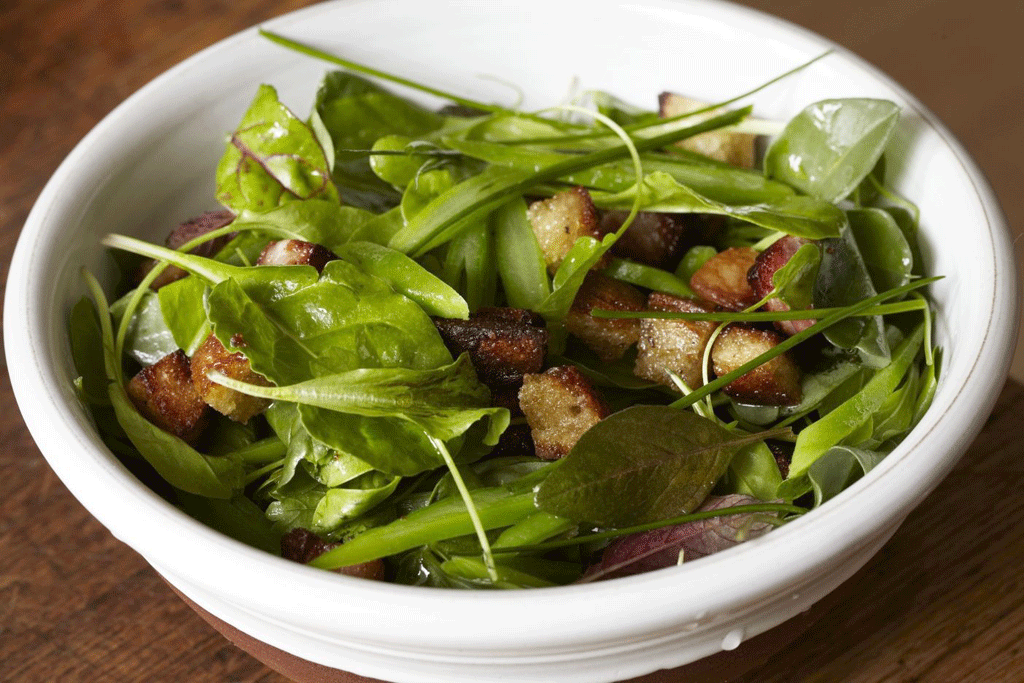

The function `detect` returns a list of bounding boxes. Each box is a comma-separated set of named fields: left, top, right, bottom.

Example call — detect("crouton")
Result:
left=689, top=247, right=758, bottom=311
left=432, top=308, right=548, bottom=388
left=634, top=293, right=716, bottom=391
left=256, top=239, right=338, bottom=273
left=566, top=272, right=645, bottom=361
left=711, top=325, right=802, bottom=406
left=190, top=334, right=272, bottom=423
left=600, top=210, right=689, bottom=270
left=126, top=350, right=210, bottom=444
left=136, top=211, right=235, bottom=290
left=280, top=528, right=385, bottom=580
left=527, top=187, right=603, bottom=273
left=519, top=366, right=610, bottom=460
left=748, top=236, right=817, bottom=336
left=658, top=93, right=756, bottom=168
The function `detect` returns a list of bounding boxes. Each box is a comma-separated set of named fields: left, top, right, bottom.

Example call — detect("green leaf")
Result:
left=175, top=492, right=282, bottom=554
left=216, top=84, right=338, bottom=214
left=535, top=406, right=784, bottom=526
left=765, top=98, right=900, bottom=202
left=847, top=208, right=913, bottom=294
left=110, top=290, right=178, bottom=365
left=726, top=441, right=783, bottom=502
left=589, top=171, right=846, bottom=240
left=229, top=200, right=376, bottom=253
left=158, top=276, right=210, bottom=355
left=789, top=323, right=923, bottom=478
left=770, top=242, right=821, bottom=310
left=69, top=297, right=110, bottom=405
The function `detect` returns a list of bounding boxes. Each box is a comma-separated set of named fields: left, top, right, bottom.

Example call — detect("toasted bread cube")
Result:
left=566, top=272, right=645, bottom=361
left=432, top=308, right=548, bottom=388
left=748, top=236, right=817, bottom=336
left=601, top=210, right=689, bottom=270
left=126, top=350, right=210, bottom=444
left=190, top=334, right=272, bottom=423
left=136, top=211, right=235, bottom=290
left=634, top=293, right=716, bottom=391
left=527, top=187, right=603, bottom=273
left=519, top=366, right=610, bottom=460
left=711, top=325, right=802, bottom=406
left=658, top=93, right=756, bottom=168
left=256, top=239, right=338, bottom=273
left=689, top=247, right=758, bottom=311
left=280, top=528, right=385, bottom=580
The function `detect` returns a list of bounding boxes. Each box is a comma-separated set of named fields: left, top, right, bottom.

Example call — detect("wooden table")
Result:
left=1, top=1, right=1021, bottom=681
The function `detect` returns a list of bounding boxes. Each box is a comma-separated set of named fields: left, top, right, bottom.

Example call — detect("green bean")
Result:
left=601, top=258, right=694, bottom=298
left=494, top=511, right=576, bottom=549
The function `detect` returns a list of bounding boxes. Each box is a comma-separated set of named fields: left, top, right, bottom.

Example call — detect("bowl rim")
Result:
left=4, top=0, right=1019, bottom=659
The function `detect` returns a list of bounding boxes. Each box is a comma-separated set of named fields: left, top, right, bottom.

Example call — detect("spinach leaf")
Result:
left=265, top=466, right=399, bottom=534
left=765, top=99, right=899, bottom=202
left=216, top=85, right=338, bottom=214
left=69, top=297, right=112, bottom=405
left=175, top=492, right=281, bottom=554
left=158, top=276, right=210, bottom=355
left=314, top=71, right=443, bottom=210
left=535, top=406, right=785, bottom=526
left=847, top=208, right=913, bottom=294
left=770, top=242, right=820, bottom=310
left=725, top=442, right=783, bottom=502
left=228, top=200, right=376, bottom=252
left=110, top=290, right=178, bottom=365
left=589, top=171, right=846, bottom=240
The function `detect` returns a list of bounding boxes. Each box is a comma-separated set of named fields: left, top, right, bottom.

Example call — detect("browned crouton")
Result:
left=689, top=247, right=759, bottom=311
left=747, top=236, right=817, bottom=336
left=600, top=210, right=689, bottom=270
left=711, top=325, right=802, bottom=406
left=432, top=308, right=548, bottom=388
left=566, top=272, right=645, bottom=361
left=190, top=334, right=272, bottom=423
left=519, top=366, right=610, bottom=460
left=634, top=293, right=716, bottom=391
left=527, top=187, right=603, bottom=273
left=280, top=528, right=385, bottom=580
left=126, top=350, right=210, bottom=444
left=658, top=93, right=756, bottom=168
left=256, top=239, right=338, bottom=273
left=136, top=211, right=236, bottom=290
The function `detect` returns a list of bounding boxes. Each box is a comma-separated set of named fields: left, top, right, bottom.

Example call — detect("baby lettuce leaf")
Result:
left=336, top=241, right=469, bottom=319
left=788, top=323, right=923, bottom=479
left=208, top=353, right=508, bottom=446
left=314, top=71, right=443, bottom=210
left=582, top=494, right=775, bottom=581
left=589, top=172, right=846, bottom=240
left=216, top=84, right=339, bottom=215
left=765, top=99, right=899, bottom=202
left=535, top=406, right=785, bottom=527
left=847, top=208, right=913, bottom=294
left=158, top=276, right=210, bottom=355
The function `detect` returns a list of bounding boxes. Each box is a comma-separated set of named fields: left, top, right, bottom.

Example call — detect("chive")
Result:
left=485, top=503, right=806, bottom=555
left=669, top=277, right=940, bottom=410
left=593, top=297, right=928, bottom=322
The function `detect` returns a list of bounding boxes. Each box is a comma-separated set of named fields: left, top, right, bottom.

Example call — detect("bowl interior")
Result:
left=7, top=0, right=1017, bottom=678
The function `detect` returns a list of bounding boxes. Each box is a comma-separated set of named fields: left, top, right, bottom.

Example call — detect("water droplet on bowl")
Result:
left=721, top=628, right=744, bottom=651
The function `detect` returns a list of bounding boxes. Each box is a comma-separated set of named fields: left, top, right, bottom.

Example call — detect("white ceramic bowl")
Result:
left=5, top=1, right=1019, bottom=681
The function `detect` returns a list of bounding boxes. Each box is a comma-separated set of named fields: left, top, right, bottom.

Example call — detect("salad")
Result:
left=69, top=32, right=938, bottom=588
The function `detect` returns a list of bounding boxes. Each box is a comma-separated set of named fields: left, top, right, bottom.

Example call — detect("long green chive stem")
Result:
left=259, top=29, right=576, bottom=130
left=593, top=298, right=927, bottom=322
left=427, top=435, right=499, bottom=582
left=670, top=277, right=940, bottom=410
left=486, top=503, right=806, bottom=555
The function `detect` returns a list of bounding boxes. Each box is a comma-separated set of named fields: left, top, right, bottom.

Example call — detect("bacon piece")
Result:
left=256, top=239, right=338, bottom=273
left=432, top=308, right=548, bottom=389
left=566, top=272, right=645, bottom=361
left=748, top=236, right=817, bottom=336
left=527, top=187, right=604, bottom=273
left=634, top=293, right=716, bottom=391
left=126, top=350, right=209, bottom=444
left=190, top=334, right=272, bottom=423
left=658, top=93, right=756, bottom=168
left=711, top=325, right=802, bottom=406
left=519, top=366, right=610, bottom=461
left=689, top=247, right=759, bottom=311
left=600, top=210, right=689, bottom=270
left=280, top=528, right=385, bottom=580
left=137, top=211, right=236, bottom=290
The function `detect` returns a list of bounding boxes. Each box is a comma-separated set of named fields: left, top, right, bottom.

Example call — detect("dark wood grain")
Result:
left=1, top=1, right=1021, bottom=682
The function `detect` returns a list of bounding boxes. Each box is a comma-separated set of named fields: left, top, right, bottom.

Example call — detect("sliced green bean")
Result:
left=601, top=258, right=694, bottom=298
left=494, top=511, right=576, bottom=549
